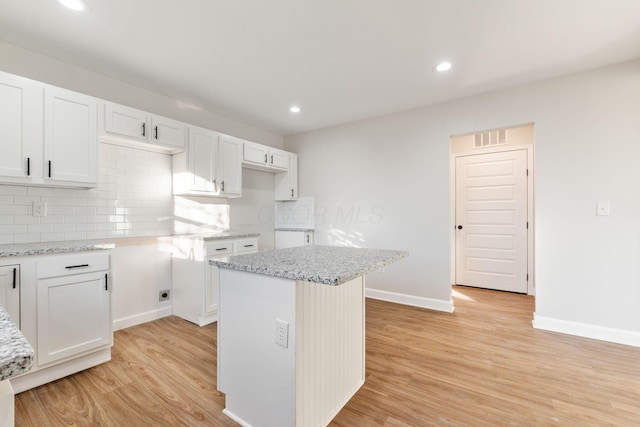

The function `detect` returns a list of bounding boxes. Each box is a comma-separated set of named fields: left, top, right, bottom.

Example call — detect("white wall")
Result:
left=0, top=40, right=284, bottom=148
left=286, top=60, right=640, bottom=345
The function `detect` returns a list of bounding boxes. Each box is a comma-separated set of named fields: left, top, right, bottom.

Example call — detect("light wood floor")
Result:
left=16, top=286, right=640, bottom=426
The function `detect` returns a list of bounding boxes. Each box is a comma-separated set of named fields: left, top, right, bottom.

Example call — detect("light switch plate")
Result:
left=596, top=201, right=610, bottom=216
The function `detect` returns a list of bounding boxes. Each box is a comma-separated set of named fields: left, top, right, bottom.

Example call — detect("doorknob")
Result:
left=457, top=225, right=463, bottom=230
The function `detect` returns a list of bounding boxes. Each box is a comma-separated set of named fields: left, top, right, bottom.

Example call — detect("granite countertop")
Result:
left=275, top=228, right=315, bottom=232
left=0, top=306, right=34, bottom=382
left=175, top=232, right=260, bottom=242
left=211, top=245, right=408, bottom=285
left=0, top=240, right=115, bottom=258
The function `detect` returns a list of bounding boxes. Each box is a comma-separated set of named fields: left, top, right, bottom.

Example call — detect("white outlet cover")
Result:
left=275, top=319, right=289, bottom=348
left=596, top=201, right=610, bottom=216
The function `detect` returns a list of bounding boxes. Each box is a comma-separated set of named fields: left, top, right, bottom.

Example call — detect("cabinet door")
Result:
left=269, top=148, right=289, bottom=171
left=151, top=115, right=186, bottom=150
left=37, top=271, right=111, bottom=366
left=218, top=136, right=242, bottom=197
left=187, top=127, right=218, bottom=193
left=275, top=153, right=298, bottom=201
left=0, top=72, right=40, bottom=182
left=0, top=265, right=20, bottom=327
left=243, top=140, right=268, bottom=166
left=103, top=102, right=148, bottom=141
left=44, top=86, right=98, bottom=185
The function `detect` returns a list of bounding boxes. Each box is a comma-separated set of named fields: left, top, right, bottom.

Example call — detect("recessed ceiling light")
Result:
left=289, top=106, right=301, bottom=113
left=58, top=0, right=88, bottom=11
left=434, top=62, right=452, bottom=72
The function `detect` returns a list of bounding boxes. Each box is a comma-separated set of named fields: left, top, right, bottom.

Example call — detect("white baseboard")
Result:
left=533, top=313, right=640, bottom=348
left=365, top=288, right=454, bottom=313
left=113, top=307, right=173, bottom=331
left=222, top=409, right=255, bottom=427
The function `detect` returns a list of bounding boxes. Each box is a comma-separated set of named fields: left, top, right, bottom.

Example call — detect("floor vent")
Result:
left=474, top=129, right=507, bottom=148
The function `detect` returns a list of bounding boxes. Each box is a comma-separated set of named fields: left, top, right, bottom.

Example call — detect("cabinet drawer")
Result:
left=235, top=238, right=259, bottom=254
left=37, top=253, right=110, bottom=279
left=206, top=242, right=233, bottom=257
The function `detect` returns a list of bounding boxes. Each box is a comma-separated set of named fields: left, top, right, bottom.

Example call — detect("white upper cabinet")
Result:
left=218, top=135, right=242, bottom=197
left=173, top=126, right=219, bottom=195
left=44, top=86, right=98, bottom=186
left=103, top=102, right=147, bottom=141
left=150, top=115, right=186, bottom=151
left=275, top=153, right=298, bottom=201
left=243, top=140, right=289, bottom=172
left=101, top=102, right=186, bottom=153
left=0, top=71, right=98, bottom=188
left=0, top=73, right=40, bottom=182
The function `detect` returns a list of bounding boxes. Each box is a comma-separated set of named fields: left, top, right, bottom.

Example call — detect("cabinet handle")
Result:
left=291, top=189, right=294, bottom=198
left=221, top=181, right=225, bottom=192
left=270, top=154, right=273, bottom=164
left=105, top=273, right=108, bottom=291
left=213, top=178, right=217, bottom=191
left=306, top=234, right=310, bottom=244
left=244, top=244, right=254, bottom=248
left=142, top=122, right=146, bottom=137
left=12, top=267, right=17, bottom=289
left=26, top=157, right=30, bottom=176
left=154, top=126, right=158, bottom=140
left=48, top=160, right=52, bottom=178
left=216, top=247, right=228, bottom=251
left=65, top=264, right=90, bottom=269
left=264, top=153, right=268, bottom=163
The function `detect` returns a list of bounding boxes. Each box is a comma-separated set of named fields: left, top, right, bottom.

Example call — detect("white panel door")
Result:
left=455, top=150, right=528, bottom=293
left=44, top=86, right=98, bottom=185
left=0, top=265, right=20, bottom=327
left=0, top=72, right=40, bottom=181
left=103, top=102, right=148, bottom=141
left=218, top=136, right=242, bottom=196
left=37, top=271, right=111, bottom=365
left=188, top=127, right=218, bottom=193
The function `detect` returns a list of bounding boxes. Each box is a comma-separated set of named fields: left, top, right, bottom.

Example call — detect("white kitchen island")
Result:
left=211, top=245, right=407, bottom=427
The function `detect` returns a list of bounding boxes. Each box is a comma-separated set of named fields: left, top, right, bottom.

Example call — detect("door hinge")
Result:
left=527, top=274, right=529, bottom=281
left=526, top=222, right=529, bottom=229
left=526, top=169, right=529, bottom=176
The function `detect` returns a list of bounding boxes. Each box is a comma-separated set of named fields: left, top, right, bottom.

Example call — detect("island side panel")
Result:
left=217, top=269, right=297, bottom=427
left=295, top=276, right=365, bottom=427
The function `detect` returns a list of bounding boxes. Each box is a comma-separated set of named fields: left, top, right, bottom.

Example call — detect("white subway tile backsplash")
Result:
left=0, top=142, right=230, bottom=244
left=0, top=186, right=27, bottom=196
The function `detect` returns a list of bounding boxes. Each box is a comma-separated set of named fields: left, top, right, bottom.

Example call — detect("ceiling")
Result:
left=1, top=0, right=640, bottom=136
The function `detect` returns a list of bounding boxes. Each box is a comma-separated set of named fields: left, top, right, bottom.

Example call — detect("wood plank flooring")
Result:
left=15, top=286, right=640, bottom=426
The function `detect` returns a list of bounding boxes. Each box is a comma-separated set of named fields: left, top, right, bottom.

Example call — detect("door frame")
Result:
left=450, top=143, right=535, bottom=295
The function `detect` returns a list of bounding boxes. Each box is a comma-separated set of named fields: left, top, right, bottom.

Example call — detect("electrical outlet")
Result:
left=275, top=319, right=289, bottom=348
left=33, top=201, right=47, bottom=217
left=159, top=290, right=170, bottom=301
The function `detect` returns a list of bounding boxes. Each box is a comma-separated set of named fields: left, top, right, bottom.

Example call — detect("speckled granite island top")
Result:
left=0, top=240, right=115, bottom=258
left=210, top=245, right=408, bottom=285
left=0, top=306, right=34, bottom=381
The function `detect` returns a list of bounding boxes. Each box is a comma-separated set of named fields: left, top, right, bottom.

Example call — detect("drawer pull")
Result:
left=65, top=264, right=90, bottom=269
left=12, top=267, right=17, bottom=289
left=215, top=247, right=228, bottom=251
left=244, top=244, right=254, bottom=248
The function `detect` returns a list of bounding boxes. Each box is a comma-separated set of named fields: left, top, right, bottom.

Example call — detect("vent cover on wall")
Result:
left=473, top=129, right=507, bottom=148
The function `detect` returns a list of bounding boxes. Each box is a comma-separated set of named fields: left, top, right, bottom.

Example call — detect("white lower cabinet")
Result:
left=37, top=270, right=111, bottom=366
left=10, top=251, right=112, bottom=393
left=172, top=236, right=258, bottom=326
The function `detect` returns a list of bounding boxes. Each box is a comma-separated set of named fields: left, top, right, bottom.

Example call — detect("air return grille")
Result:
left=474, top=129, right=507, bottom=148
